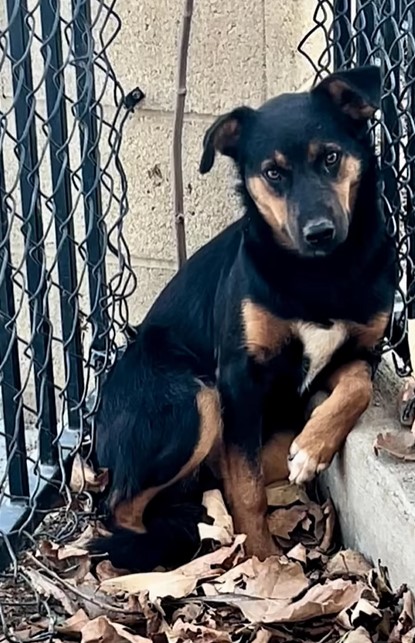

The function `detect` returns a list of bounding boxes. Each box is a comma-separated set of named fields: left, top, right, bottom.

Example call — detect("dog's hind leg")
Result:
left=111, top=384, right=223, bottom=534
left=90, top=378, right=222, bottom=571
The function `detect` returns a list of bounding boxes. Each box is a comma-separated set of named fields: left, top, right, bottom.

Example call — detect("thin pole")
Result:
left=172, top=0, right=194, bottom=267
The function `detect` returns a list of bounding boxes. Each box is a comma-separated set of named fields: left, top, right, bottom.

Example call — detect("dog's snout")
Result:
left=303, top=219, right=335, bottom=248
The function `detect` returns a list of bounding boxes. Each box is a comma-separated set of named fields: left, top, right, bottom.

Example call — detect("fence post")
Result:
left=0, top=151, right=29, bottom=498
left=40, top=0, right=85, bottom=432
left=72, top=0, right=109, bottom=359
left=6, top=0, right=58, bottom=467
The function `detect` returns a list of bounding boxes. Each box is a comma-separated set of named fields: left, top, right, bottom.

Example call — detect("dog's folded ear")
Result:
left=199, top=106, right=254, bottom=174
left=312, top=65, right=381, bottom=121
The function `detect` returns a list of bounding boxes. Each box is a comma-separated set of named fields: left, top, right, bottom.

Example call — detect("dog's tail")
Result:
left=88, top=491, right=207, bottom=572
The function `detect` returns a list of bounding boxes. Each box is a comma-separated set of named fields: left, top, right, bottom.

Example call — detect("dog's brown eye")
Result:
left=325, top=150, right=340, bottom=166
left=264, top=168, right=282, bottom=182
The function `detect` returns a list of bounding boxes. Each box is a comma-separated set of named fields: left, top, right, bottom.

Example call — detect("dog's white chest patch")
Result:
left=295, top=321, right=348, bottom=392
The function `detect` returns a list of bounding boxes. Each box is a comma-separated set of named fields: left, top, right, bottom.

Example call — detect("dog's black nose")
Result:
left=303, top=219, right=335, bottom=247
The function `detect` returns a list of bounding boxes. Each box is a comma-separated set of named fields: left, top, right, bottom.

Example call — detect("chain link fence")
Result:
left=299, top=0, right=415, bottom=376
left=0, top=0, right=145, bottom=621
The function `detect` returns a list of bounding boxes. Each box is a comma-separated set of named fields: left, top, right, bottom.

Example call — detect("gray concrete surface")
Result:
left=321, top=361, right=415, bottom=592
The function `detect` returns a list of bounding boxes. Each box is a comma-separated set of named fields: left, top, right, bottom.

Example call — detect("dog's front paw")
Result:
left=288, top=440, right=329, bottom=485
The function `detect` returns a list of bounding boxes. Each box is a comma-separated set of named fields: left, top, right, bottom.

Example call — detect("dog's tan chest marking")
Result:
left=242, top=299, right=290, bottom=362
left=295, top=321, right=348, bottom=392
left=241, top=300, right=349, bottom=378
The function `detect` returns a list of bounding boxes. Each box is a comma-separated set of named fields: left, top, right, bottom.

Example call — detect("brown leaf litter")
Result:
left=374, top=432, right=415, bottom=462
left=70, top=453, right=110, bottom=494
left=1, top=465, right=413, bottom=643
left=376, top=379, right=415, bottom=462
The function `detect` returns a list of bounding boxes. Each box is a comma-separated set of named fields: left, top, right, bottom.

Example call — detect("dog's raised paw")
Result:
left=288, top=441, right=328, bottom=485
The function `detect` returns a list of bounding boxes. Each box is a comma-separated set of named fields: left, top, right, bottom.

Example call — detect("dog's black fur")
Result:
left=89, top=66, right=397, bottom=571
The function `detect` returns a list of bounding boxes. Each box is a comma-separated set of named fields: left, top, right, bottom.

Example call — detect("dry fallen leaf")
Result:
left=70, top=523, right=112, bottom=550
left=57, top=609, right=90, bottom=635
left=96, top=560, right=130, bottom=582
left=403, top=627, right=415, bottom=643
left=326, top=550, right=372, bottom=579
left=224, top=578, right=366, bottom=623
left=71, top=454, right=109, bottom=493
left=266, top=481, right=309, bottom=507
left=374, top=432, right=415, bottom=461
left=307, top=548, right=328, bottom=567
left=287, top=543, right=307, bottom=565
left=250, top=629, right=273, bottom=643
left=26, top=568, right=77, bottom=615
left=319, top=499, right=336, bottom=552
left=304, top=502, right=325, bottom=544
left=137, top=592, right=170, bottom=637
left=81, top=616, right=150, bottom=643
left=14, top=622, right=52, bottom=641
left=398, top=377, right=415, bottom=426
left=101, top=535, right=246, bottom=600
left=37, top=539, right=91, bottom=582
left=171, top=617, right=231, bottom=642
left=389, top=589, right=415, bottom=642
left=198, top=489, right=234, bottom=545
left=351, top=598, right=382, bottom=627
left=214, top=555, right=309, bottom=600
left=368, top=565, right=395, bottom=606
left=8, top=484, right=411, bottom=643
left=100, top=567, right=194, bottom=601
left=267, top=506, right=307, bottom=539
left=399, top=589, right=414, bottom=626
left=81, top=617, right=124, bottom=643
left=339, top=627, right=373, bottom=642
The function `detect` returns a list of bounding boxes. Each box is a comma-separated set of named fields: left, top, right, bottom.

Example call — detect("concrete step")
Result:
left=320, top=361, right=415, bottom=591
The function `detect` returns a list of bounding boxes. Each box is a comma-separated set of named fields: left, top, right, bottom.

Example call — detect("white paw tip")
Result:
left=288, top=446, right=328, bottom=484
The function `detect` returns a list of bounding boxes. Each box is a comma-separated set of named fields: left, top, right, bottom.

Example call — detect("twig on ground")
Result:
left=26, top=553, right=138, bottom=616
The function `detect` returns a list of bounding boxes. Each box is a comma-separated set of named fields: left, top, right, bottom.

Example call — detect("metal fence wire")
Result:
left=298, top=0, right=415, bottom=375
left=0, top=0, right=144, bottom=575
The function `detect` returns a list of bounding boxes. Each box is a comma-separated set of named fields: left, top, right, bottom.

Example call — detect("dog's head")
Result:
left=200, top=66, right=381, bottom=258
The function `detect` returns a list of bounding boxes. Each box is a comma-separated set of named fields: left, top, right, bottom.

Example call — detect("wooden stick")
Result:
left=26, top=553, right=139, bottom=615
left=172, top=0, right=194, bottom=267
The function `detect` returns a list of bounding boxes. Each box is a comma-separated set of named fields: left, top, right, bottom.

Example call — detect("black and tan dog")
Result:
left=90, top=66, right=396, bottom=571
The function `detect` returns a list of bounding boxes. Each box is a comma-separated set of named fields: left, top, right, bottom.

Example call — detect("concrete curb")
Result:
left=320, top=361, right=415, bottom=591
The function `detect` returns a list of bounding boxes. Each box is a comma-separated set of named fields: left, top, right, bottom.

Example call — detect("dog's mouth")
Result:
left=302, top=239, right=338, bottom=258
left=299, top=238, right=341, bottom=259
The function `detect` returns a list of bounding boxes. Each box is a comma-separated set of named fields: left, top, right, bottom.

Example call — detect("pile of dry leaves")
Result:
left=1, top=456, right=414, bottom=643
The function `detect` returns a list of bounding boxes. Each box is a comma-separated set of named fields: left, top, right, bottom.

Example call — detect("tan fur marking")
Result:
left=247, top=176, right=294, bottom=248
left=274, top=151, right=291, bottom=170
left=308, top=141, right=319, bottom=162
left=289, top=360, right=372, bottom=484
left=242, top=299, right=290, bottom=362
left=348, top=312, right=390, bottom=348
left=325, top=79, right=376, bottom=120
left=334, top=155, right=362, bottom=215
left=220, top=446, right=280, bottom=558
left=262, top=431, right=296, bottom=485
left=114, top=488, right=159, bottom=534
left=114, top=385, right=222, bottom=533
